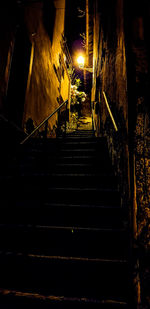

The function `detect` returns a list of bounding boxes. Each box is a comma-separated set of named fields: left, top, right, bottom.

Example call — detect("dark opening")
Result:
left=6, top=26, right=31, bottom=127
left=43, top=0, right=56, bottom=42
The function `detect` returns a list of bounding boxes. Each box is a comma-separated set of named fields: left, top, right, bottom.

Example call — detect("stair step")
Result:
left=12, top=163, right=110, bottom=177
left=1, top=187, right=120, bottom=206
left=66, top=133, right=94, bottom=134
left=1, top=171, right=117, bottom=181
left=1, top=173, right=118, bottom=192
left=0, top=252, right=128, bottom=301
left=59, top=142, right=108, bottom=150
left=0, top=223, right=128, bottom=259
left=53, top=163, right=113, bottom=173
left=45, top=187, right=120, bottom=206
left=0, top=200, right=125, bottom=229
left=59, top=148, right=99, bottom=153
left=0, top=135, right=130, bottom=308
left=56, top=149, right=110, bottom=159
left=51, top=156, right=110, bottom=166
left=29, top=173, right=117, bottom=189
left=65, top=135, right=95, bottom=139
left=0, top=289, right=128, bottom=308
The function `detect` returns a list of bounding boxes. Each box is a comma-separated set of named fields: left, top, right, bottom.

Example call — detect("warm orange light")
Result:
left=77, top=55, right=85, bottom=67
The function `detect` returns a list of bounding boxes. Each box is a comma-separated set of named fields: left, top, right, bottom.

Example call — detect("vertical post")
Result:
left=64, top=100, right=68, bottom=137
left=44, top=120, right=48, bottom=138
left=56, top=109, right=60, bottom=137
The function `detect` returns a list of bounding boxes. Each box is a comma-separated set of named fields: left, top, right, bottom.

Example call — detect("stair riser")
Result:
left=0, top=255, right=128, bottom=300
left=0, top=290, right=129, bottom=309
left=0, top=294, right=128, bottom=309
left=4, top=164, right=113, bottom=177
left=47, top=188, right=120, bottom=206
left=0, top=188, right=120, bottom=206
left=11, top=151, right=110, bottom=163
left=58, top=144, right=109, bottom=151
left=54, top=156, right=110, bottom=165
left=0, top=226, right=128, bottom=259
left=52, top=164, right=113, bottom=174
left=49, top=176, right=117, bottom=189
left=4, top=156, right=112, bottom=171
left=0, top=203, right=123, bottom=227
left=1, top=174, right=118, bottom=191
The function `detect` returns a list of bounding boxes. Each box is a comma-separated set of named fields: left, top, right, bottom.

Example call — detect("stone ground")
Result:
left=76, top=116, right=92, bottom=130
left=67, top=99, right=92, bottom=133
left=66, top=114, right=92, bottom=133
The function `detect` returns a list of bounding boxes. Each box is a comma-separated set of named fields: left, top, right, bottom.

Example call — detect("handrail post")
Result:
left=44, top=121, right=48, bottom=138
left=64, top=100, right=68, bottom=137
left=91, top=101, right=96, bottom=132
left=57, top=109, right=60, bottom=136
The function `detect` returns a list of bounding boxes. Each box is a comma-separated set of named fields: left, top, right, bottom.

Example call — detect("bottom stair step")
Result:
left=0, top=252, right=128, bottom=301
left=0, top=290, right=129, bottom=308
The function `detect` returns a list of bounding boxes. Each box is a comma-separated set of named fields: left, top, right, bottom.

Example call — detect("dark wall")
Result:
left=0, top=2, right=18, bottom=112
left=92, top=0, right=150, bottom=307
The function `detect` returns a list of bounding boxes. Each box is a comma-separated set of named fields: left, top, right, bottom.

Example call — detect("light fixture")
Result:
left=77, top=55, right=93, bottom=72
left=77, top=55, right=85, bottom=68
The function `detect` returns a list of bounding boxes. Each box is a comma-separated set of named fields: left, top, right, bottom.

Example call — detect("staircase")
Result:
left=0, top=129, right=130, bottom=308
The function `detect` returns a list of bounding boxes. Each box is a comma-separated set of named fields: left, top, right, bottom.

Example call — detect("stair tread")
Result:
left=0, top=135, right=129, bottom=307
left=48, top=186, right=118, bottom=191
left=0, top=251, right=128, bottom=263
left=44, top=202, right=120, bottom=208
left=0, top=288, right=128, bottom=306
left=0, top=223, right=126, bottom=232
left=55, top=162, right=110, bottom=166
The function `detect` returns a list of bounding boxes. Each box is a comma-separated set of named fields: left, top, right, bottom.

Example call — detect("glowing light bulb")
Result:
left=77, top=55, right=85, bottom=67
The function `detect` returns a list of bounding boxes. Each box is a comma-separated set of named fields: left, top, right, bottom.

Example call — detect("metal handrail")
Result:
left=20, top=99, right=68, bottom=145
left=103, top=91, right=118, bottom=132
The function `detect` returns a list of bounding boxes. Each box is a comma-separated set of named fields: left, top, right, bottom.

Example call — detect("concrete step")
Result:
left=0, top=223, right=128, bottom=259
left=0, top=290, right=129, bottom=308
left=58, top=141, right=108, bottom=150
left=0, top=252, right=128, bottom=301
left=0, top=185, right=120, bottom=206
left=1, top=164, right=113, bottom=179
left=1, top=172, right=118, bottom=191
left=0, top=135, right=130, bottom=308
left=65, top=132, right=95, bottom=138
left=0, top=199, right=125, bottom=227
left=0, top=187, right=120, bottom=209
left=52, top=163, right=113, bottom=174
left=44, top=187, right=120, bottom=206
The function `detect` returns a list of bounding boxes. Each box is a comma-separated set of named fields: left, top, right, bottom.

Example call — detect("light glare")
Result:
left=77, top=55, right=85, bottom=67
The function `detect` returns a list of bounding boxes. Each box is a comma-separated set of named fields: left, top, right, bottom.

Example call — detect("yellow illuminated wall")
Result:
left=23, top=0, right=70, bottom=136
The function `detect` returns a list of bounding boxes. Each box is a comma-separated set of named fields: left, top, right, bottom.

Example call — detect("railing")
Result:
left=20, top=100, right=68, bottom=145
left=103, top=91, right=118, bottom=132
left=91, top=101, right=96, bottom=132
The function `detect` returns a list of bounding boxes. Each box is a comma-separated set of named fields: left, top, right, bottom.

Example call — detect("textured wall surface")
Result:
left=92, top=0, right=129, bottom=204
left=0, top=3, right=17, bottom=112
left=92, top=0, right=150, bottom=307
left=23, top=0, right=70, bottom=135
left=0, top=1, right=70, bottom=135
